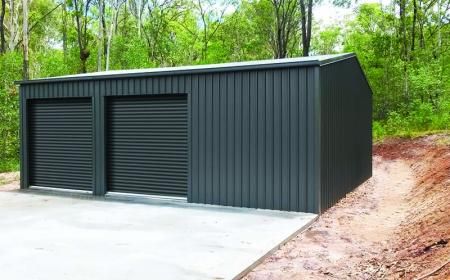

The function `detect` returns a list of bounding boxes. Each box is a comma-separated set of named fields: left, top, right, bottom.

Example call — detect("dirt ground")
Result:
left=244, top=134, right=450, bottom=280
left=0, top=171, right=19, bottom=191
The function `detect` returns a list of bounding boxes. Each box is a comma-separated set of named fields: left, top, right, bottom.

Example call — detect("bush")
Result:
left=0, top=52, right=21, bottom=169
left=372, top=121, right=385, bottom=140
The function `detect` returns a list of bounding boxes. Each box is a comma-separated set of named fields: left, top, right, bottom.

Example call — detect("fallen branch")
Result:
left=423, top=239, right=448, bottom=252
left=414, top=260, right=450, bottom=280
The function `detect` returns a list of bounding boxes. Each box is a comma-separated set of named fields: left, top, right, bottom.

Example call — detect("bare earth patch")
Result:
left=0, top=172, right=20, bottom=191
left=244, top=134, right=450, bottom=280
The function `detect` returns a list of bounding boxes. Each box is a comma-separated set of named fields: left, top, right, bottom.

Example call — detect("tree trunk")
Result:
left=300, top=0, right=312, bottom=57
left=305, top=0, right=312, bottom=56
left=106, top=18, right=114, bottom=70
left=73, top=0, right=90, bottom=73
left=97, top=0, right=103, bottom=71
left=399, top=0, right=407, bottom=60
left=8, top=0, right=19, bottom=51
left=437, top=0, right=441, bottom=55
left=22, top=0, right=29, bottom=79
left=0, top=0, right=5, bottom=53
left=62, top=0, right=67, bottom=60
left=137, top=0, right=141, bottom=37
left=411, top=0, right=417, bottom=52
left=398, top=0, right=408, bottom=101
left=106, top=3, right=120, bottom=71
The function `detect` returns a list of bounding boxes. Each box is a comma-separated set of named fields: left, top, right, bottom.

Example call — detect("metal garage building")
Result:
left=18, top=53, right=372, bottom=214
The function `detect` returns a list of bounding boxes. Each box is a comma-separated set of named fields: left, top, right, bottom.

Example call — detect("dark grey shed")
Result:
left=17, top=53, right=372, bottom=214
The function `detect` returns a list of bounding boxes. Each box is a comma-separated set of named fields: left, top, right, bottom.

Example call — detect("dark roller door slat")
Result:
left=30, top=149, right=92, bottom=155
left=109, top=160, right=187, bottom=168
left=107, top=95, right=188, bottom=197
left=29, top=98, right=93, bottom=191
left=111, top=150, right=187, bottom=156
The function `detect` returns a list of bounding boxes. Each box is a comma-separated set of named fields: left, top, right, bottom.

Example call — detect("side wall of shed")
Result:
left=20, top=66, right=317, bottom=212
left=319, top=57, right=372, bottom=212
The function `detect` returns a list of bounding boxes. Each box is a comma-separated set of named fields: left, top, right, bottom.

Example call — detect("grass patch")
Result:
left=374, top=130, right=450, bottom=143
left=0, top=159, right=20, bottom=173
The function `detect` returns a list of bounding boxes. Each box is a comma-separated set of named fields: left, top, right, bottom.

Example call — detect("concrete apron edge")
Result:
left=18, top=187, right=316, bottom=217
left=233, top=215, right=319, bottom=280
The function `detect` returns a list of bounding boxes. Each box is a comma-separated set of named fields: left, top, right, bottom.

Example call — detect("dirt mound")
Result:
left=244, top=134, right=450, bottom=280
left=374, top=134, right=450, bottom=279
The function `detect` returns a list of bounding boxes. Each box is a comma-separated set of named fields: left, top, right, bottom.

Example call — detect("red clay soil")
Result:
left=244, top=134, right=450, bottom=280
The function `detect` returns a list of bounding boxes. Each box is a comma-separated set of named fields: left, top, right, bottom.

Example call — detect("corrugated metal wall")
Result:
left=20, top=57, right=372, bottom=213
left=189, top=69, right=312, bottom=212
left=20, top=66, right=316, bottom=212
left=319, top=57, right=372, bottom=212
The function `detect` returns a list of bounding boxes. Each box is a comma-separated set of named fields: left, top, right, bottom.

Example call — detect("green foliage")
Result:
left=0, top=52, right=21, bottom=170
left=344, top=3, right=450, bottom=139
left=110, top=36, right=151, bottom=69
left=311, top=26, right=341, bottom=55
left=0, top=159, right=20, bottom=173
left=372, top=121, right=385, bottom=140
left=1, top=0, right=450, bottom=169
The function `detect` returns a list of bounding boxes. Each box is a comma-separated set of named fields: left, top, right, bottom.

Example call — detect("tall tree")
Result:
left=22, top=0, right=29, bottom=79
left=105, top=0, right=126, bottom=70
left=271, top=0, right=298, bottom=58
left=0, top=0, right=5, bottom=53
left=193, top=0, right=229, bottom=61
left=62, top=0, right=68, bottom=59
left=8, top=0, right=20, bottom=50
left=138, top=0, right=186, bottom=64
left=129, top=0, right=145, bottom=37
left=299, top=0, right=312, bottom=56
left=97, top=0, right=104, bottom=71
left=73, top=0, right=93, bottom=73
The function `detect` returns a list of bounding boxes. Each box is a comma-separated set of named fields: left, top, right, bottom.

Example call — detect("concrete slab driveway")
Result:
left=0, top=191, right=316, bottom=280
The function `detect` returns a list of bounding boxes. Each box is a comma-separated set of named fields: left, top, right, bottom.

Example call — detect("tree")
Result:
left=141, top=0, right=185, bottom=64
left=7, top=0, right=20, bottom=51
left=209, top=1, right=272, bottom=62
left=193, top=0, right=230, bottom=61
left=129, top=0, right=145, bottom=37
left=0, top=0, right=5, bottom=53
left=62, top=0, right=68, bottom=58
left=268, top=0, right=298, bottom=58
left=105, top=0, right=126, bottom=70
left=72, top=0, right=93, bottom=73
left=250, top=0, right=299, bottom=59
left=311, top=26, right=341, bottom=54
left=22, top=0, right=29, bottom=79
left=299, top=0, right=312, bottom=56
left=97, top=0, right=104, bottom=71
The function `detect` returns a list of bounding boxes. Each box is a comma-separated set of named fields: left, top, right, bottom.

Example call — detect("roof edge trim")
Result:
left=16, top=53, right=355, bottom=85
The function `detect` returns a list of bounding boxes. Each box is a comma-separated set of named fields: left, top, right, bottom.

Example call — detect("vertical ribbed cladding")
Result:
left=189, top=67, right=309, bottom=212
left=319, top=57, right=372, bottom=212
left=20, top=65, right=323, bottom=212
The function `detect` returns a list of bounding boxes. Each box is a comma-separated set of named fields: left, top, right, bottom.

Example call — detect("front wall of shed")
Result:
left=20, top=67, right=316, bottom=212
left=190, top=69, right=312, bottom=212
left=319, top=58, right=372, bottom=211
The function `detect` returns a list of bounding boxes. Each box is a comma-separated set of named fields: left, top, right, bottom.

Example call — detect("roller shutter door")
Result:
left=107, top=95, right=188, bottom=197
left=29, top=98, right=93, bottom=191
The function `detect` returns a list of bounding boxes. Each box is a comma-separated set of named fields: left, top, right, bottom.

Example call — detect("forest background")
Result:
left=1, top=0, right=449, bottom=171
